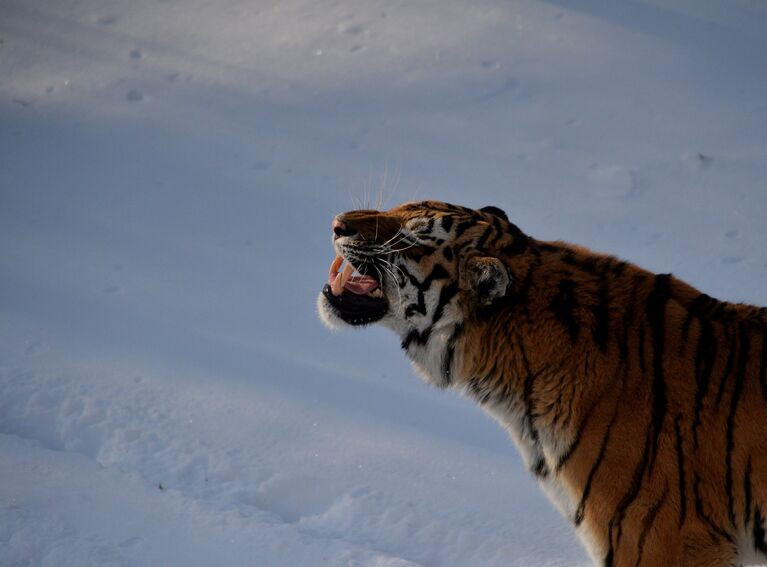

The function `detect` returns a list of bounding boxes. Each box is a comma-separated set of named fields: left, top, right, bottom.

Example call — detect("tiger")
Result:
left=316, top=200, right=767, bottom=567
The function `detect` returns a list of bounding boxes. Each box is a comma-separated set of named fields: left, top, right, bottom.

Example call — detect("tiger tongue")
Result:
left=343, top=275, right=378, bottom=295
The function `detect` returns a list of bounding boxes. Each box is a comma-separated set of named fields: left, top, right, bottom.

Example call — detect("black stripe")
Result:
left=401, top=330, right=418, bottom=350
left=556, top=375, right=577, bottom=431
left=755, top=506, right=767, bottom=553
left=401, top=328, right=431, bottom=350
left=574, top=400, right=620, bottom=526
left=688, top=293, right=714, bottom=318
left=693, top=473, right=735, bottom=544
left=633, top=485, right=669, bottom=567
left=619, top=276, right=643, bottom=371
left=432, top=281, right=459, bottom=326
left=556, top=408, right=591, bottom=473
left=561, top=251, right=599, bottom=275
left=531, top=457, right=548, bottom=478
left=506, top=221, right=524, bottom=239
left=476, top=223, right=494, bottom=250
left=610, top=260, right=628, bottom=277
left=673, top=414, right=687, bottom=526
left=400, top=264, right=450, bottom=321
left=593, top=277, right=610, bottom=352
left=538, top=243, right=559, bottom=253
left=440, top=215, right=454, bottom=234
left=692, top=319, right=716, bottom=449
left=516, top=254, right=541, bottom=316
left=680, top=312, right=696, bottom=356
left=703, top=297, right=727, bottom=320
left=551, top=279, right=579, bottom=342
left=606, top=426, right=653, bottom=562
left=453, top=239, right=475, bottom=254
left=519, top=336, right=540, bottom=448
left=443, top=246, right=453, bottom=261
left=426, top=264, right=449, bottom=282
left=682, top=295, right=712, bottom=355
left=398, top=265, right=420, bottom=288
left=555, top=440, right=579, bottom=475
left=646, top=274, right=671, bottom=472
left=490, top=216, right=509, bottom=249
left=760, top=334, right=767, bottom=402
left=441, top=323, right=463, bottom=386
left=408, top=295, right=426, bottom=319
left=726, top=325, right=750, bottom=527
left=744, top=455, right=753, bottom=531
left=405, top=303, right=425, bottom=318
left=454, top=220, right=474, bottom=239
left=715, top=327, right=737, bottom=406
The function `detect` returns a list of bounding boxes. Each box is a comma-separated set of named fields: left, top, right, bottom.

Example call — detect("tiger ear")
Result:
left=462, top=256, right=510, bottom=306
left=479, top=206, right=508, bottom=221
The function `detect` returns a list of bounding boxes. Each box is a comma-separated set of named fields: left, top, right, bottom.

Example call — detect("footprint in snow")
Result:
left=588, top=164, right=637, bottom=199
left=249, top=473, right=342, bottom=523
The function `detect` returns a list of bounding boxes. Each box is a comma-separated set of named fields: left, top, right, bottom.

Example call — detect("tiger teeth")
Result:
left=340, top=262, right=353, bottom=292
left=329, top=255, right=343, bottom=279
left=369, top=289, right=384, bottom=298
left=331, top=261, right=354, bottom=296
left=331, top=273, right=344, bottom=296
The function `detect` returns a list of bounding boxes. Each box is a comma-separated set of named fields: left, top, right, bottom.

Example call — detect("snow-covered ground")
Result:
left=2, top=0, right=766, bottom=565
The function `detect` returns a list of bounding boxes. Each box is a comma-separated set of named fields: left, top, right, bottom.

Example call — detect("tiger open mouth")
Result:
left=322, top=255, right=388, bottom=325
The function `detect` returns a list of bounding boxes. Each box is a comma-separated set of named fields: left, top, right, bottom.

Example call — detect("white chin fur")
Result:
left=316, top=292, right=349, bottom=330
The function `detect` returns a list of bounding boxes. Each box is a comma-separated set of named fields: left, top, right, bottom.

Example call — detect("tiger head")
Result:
left=317, top=200, right=534, bottom=386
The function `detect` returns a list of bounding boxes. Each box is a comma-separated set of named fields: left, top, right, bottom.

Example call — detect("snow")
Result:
left=1, top=0, right=766, bottom=565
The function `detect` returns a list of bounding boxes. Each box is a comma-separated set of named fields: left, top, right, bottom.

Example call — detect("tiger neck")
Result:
left=399, top=311, right=583, bottom=521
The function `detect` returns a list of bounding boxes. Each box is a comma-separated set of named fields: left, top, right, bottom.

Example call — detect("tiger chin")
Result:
left=317, top=200, right=767, bottom=567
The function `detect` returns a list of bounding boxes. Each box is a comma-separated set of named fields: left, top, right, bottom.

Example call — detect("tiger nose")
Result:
left=332, top=217, right=357, bottom=238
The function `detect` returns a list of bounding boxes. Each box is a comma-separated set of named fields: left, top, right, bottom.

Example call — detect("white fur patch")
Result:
left=316, top=292, right=347, bottom=330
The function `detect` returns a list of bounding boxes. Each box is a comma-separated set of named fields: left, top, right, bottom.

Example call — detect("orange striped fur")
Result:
left=317, top=200, right=767, bottom=567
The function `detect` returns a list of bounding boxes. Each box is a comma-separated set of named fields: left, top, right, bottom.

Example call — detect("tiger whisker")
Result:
left=377, top=261, right=403, bottom=307
left=380, top=228, right=405, bottom=248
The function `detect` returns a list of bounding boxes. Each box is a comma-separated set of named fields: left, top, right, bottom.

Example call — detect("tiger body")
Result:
left=317, top=200, right=767, bottom=567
